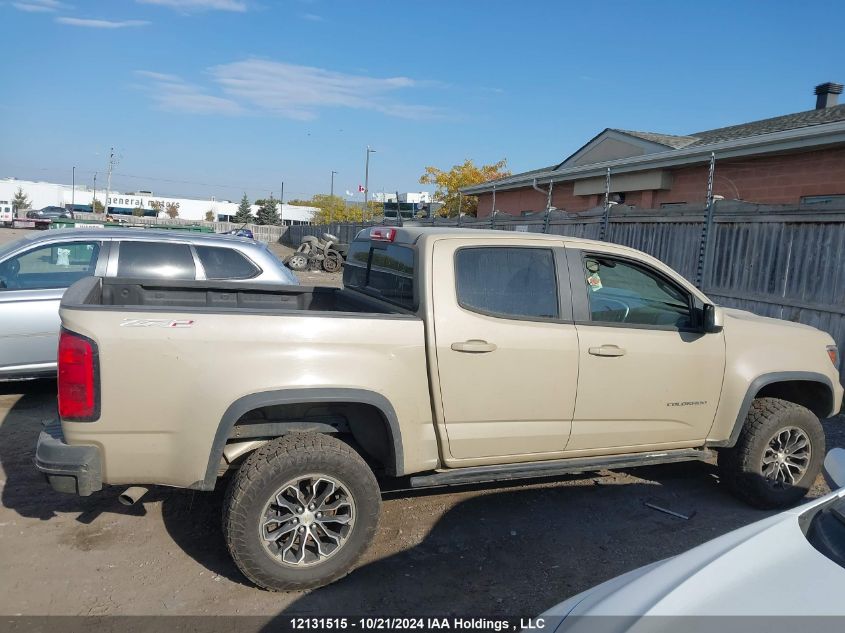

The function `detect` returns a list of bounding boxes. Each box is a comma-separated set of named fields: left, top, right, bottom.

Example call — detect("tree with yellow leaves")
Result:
left=419, top=159, right=510, bottom=217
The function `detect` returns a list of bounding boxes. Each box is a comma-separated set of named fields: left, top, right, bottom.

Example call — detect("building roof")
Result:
left=611, top=129, right=699, bottom=149
left=687, top=104, right=845, bottom=145
left=462, top=104, right=845, bottom=195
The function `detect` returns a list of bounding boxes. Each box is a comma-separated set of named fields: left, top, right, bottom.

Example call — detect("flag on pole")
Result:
left=358, top=185, right=366, bottom=193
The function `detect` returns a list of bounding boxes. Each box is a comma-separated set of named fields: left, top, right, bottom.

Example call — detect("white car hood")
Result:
left=543, top=490, right=845, bottom=625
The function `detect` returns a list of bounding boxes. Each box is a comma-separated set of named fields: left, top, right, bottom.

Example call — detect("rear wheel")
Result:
left=718, top=397, right=825, bottom=508
left=223, top=434, right=380, bottom=591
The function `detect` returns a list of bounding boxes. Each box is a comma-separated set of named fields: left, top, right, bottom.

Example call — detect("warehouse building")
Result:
left=0, top=178, right=316, bottom=225
left=463, top=82, right=845, bottom=216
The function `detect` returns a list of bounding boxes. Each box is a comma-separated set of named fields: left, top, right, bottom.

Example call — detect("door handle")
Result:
left=588, top=345, right=626, bottom=357
left=451, top=340, right=497, bottom=353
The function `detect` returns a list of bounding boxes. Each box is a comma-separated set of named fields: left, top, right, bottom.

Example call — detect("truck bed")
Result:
left=62, top=276, right=412, bottom=316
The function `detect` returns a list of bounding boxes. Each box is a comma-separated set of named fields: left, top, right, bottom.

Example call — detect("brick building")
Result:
left=463, top=83, right=845, bottom=216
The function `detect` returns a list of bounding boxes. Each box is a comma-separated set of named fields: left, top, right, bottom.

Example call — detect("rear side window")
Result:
left=195, top=245, right=260, bottom=280
left=455, top=247, right=559, bottom=319
left=343, top=240, right=415, bottom=310
left=117, top=241, right=196, bottom=280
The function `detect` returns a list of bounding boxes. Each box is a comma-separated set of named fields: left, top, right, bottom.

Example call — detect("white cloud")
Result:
left=210, top=59, right=444, bottom=120
left=136, top=70, right=243, bottom=115
left=136, top=0, right=247, bottom=11
left=12, top=0, right=66, bottom=12
left=56, top=17, right=150, bottom=28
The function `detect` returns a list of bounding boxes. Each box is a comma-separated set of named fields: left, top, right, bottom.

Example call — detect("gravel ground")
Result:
left=0, top=226, right=842, bottom=620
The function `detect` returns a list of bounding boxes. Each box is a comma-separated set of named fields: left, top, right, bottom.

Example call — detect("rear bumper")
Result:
left=34, top=421, right=102, bottom=496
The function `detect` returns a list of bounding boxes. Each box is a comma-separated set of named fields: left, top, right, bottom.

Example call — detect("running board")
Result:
left=409, top=448, right=714, bottom=488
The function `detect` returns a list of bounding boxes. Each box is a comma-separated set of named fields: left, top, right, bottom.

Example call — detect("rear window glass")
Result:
left=343, top=240, right=415, bottom=310
left=195, top=245, right=260, bottom=280
left=455, top=247, right=559, bottom=319
left=117, top=241, right=196, bottom=280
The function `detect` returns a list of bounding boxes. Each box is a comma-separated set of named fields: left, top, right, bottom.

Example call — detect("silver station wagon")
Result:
left=0, top=229, right=298, bottom=379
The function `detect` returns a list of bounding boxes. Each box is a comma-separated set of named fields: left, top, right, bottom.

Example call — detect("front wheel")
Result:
left=718, top=397, right=825, bottom=509
left=223, top=434, right=381, bottom=591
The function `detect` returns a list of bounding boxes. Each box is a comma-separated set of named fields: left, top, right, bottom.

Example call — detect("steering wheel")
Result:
left=591, top=296, right=631, bottom=322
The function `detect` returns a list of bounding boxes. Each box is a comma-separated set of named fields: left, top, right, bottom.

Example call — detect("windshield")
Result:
left=0, top=233, right=38, bottom=261
left=805, top=494, right=845, bottom=569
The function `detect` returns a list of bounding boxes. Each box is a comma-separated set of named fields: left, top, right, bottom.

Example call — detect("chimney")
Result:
left=815, top=82, right=843, bottom=109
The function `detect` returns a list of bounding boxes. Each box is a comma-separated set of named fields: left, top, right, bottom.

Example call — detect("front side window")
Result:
left=117, top=241, right=196, bottom=280
left=195, top=245, right=260, bottom=280
left=455, top=247, right=559, bottom=319
left=583, top=255, right=692, bottom=328
left=0, top=241, right=100, bottom=290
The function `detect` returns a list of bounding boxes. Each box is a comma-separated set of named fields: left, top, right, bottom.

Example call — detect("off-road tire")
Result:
left=223, top=433, right=381, bottom=591
left=718, top=397, right=825, bottom=509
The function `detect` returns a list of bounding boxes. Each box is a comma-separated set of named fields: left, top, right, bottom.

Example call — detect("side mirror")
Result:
left=702, top=303, right=724, bottom=333
left=823, top=448, right=845, bottom=490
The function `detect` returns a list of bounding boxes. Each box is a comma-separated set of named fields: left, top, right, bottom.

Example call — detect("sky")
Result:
left=2, top=0, right=844, bottom=204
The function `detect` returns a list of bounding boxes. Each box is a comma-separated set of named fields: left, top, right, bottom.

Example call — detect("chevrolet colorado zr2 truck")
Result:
left=35, top=226, right=843, bottom=590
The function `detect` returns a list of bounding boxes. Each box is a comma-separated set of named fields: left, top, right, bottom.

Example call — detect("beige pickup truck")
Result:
left=36, top=226, right=843, bottom=590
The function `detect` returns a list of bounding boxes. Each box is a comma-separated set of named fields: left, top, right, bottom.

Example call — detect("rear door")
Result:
left=432, top=238, right=580, bottom=463
left=110, top=240, right=198, bottom=280
left=567, top=247, right=725, bottom=452
left=0, top=239, right=105, bottom=375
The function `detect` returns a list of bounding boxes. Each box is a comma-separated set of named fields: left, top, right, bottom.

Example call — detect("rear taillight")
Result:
left=58, top=329, right=99, bottom=421
left=369, top=227, right=397, bottom=242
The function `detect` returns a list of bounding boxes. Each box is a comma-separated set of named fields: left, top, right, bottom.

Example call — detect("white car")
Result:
left=537, top=449, right=845, bottom=630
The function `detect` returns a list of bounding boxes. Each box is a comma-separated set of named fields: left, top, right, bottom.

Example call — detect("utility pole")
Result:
left=330, top=171, right=337, bottom=224
left=280, top=181, right=285, bottom=226
left=92, top=172, right=98, bottom=213
left=364, top=146, right=375, bottom=221
left=71, top=166, right=75, bottom=214
left=105, top=146, right=116, bottom=215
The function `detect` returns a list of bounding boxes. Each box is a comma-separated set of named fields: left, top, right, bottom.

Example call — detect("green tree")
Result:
left=149, top=200, right=163, bottom=216
left=165, top=201, right=180, bottom=219
left=91, top=198, right=105, bottom=213
left=205, top=210, right=215, bottom=222
left=234, top=193, right=252, bottom=223
left=419, top=158, right=510, bottom=217
left=13, top=187, right=31, bottom=212
left=255, top=195, right=280, bottom=225
left=132, top=206, right=145, bottom=217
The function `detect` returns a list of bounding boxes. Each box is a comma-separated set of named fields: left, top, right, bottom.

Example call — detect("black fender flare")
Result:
left=197, top=388, right=403, bottom=489
left=708, top=371, right=835, bottom=448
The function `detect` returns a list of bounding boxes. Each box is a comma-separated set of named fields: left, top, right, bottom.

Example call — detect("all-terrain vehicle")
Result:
left=285, top=233, right=348, bottom=272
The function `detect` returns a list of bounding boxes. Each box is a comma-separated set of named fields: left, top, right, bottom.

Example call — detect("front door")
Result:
left=432, top=239, right=579, bottom=463
left=0, top=240, right=103, bottom=376
left=567, top=248, right=725, bottom=452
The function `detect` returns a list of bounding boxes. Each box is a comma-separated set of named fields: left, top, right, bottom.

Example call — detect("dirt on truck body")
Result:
left=36, top=226, right=843, bottom=590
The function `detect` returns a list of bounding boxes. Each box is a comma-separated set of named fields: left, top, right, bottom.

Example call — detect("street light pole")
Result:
left=364, top=146, right=375, bottom=221
left=330, top=171, right=337, bottom=224
left=280, top=181, right=284, bottom=226
left=71, top=166, right=75, bottom=214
